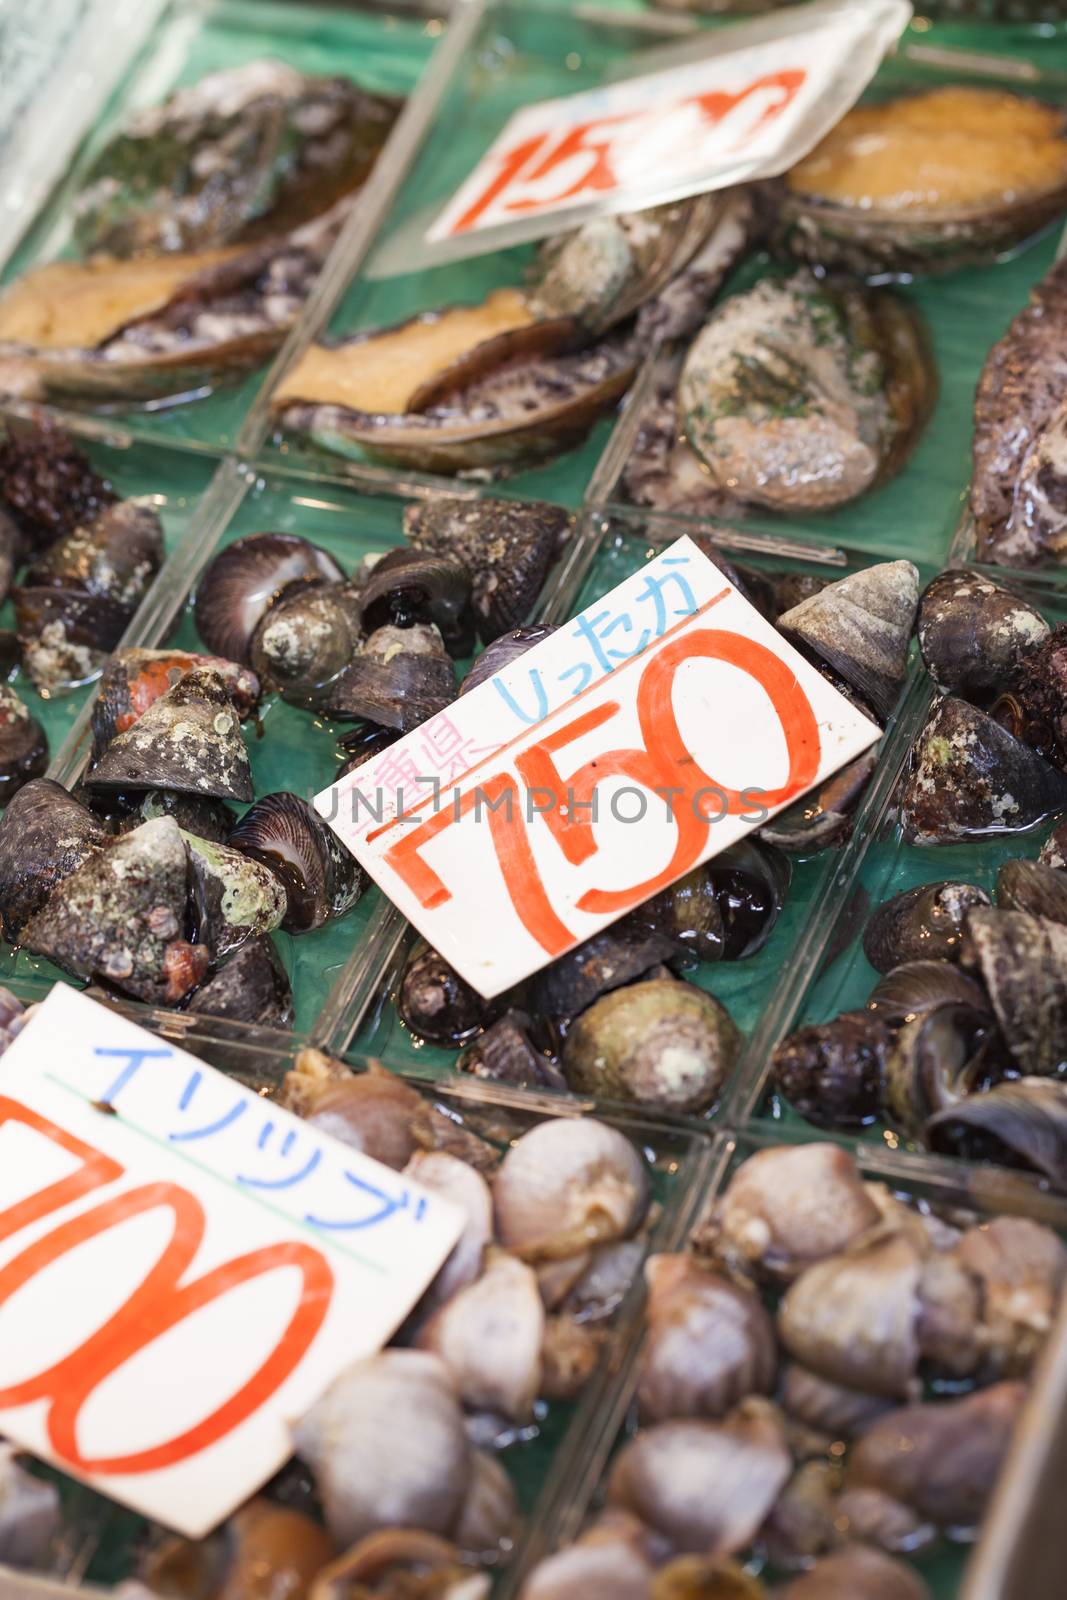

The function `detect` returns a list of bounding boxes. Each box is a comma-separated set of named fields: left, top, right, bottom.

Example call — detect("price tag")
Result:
left=0, top=985, right=463, bottom=1537
left=403, top=0, right=911, bottom=270
left=316, top=536, right=881, bottom=999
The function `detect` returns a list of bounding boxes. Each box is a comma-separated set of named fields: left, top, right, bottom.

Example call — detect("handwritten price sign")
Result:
left=422, top=0, right=911, bottom=258
left=0, top=986, right=462, bottom=1537
left=317, top=538, right=880, bottom=999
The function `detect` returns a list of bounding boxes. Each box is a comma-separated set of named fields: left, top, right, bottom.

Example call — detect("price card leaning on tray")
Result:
left=316, top=536, right=882, bottom=1000
left=370, top=0, right=913, bottom=276
left=0, top=985, right=463, bottom=1537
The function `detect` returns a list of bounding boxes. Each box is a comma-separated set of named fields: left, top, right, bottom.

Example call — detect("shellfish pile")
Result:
left=519, top=1141, right=1058, bottom=1600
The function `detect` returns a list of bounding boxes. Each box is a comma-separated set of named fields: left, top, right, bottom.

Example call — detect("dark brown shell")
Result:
left=228, top=791, right=364, bottom=934
left=0, top=683, right=48, bottom=804
left=995, top=858, right=1067, bottom=924
left=397, top=942, right=494, bottom=1047
left=459, top=625, right=556, bottom=696
left=355, top=547, right=472, bottom=655
left=866, top=959, right=991, bottom=1025
left=772, top=1010, right=889, bottom=1129
left=323, top=623, right=456, bottom=731
left=249, top=581, right=361, bottom=707
left=525, top=918, right=678, bottom=1023
left=925, top=1076, right=1067, bottom=1187
left=0, top=778, right=110, bottom=940
left=900, top=696, right=1067, bottom=845
left=86, top=666, right=253, bottom=802
left=456, top=1010, right=566, bottom=1091
left=882, top=1001, right=1001, bottom=1139
left=916, top=569, right=1050, bottom=696
left=963, top=905, right=1067, bottom=1075
left=862, top=881, right=991, bottom=972
left=406, top=498, right=572, bottom=645
left=184, top=937, right=294, bottom=1030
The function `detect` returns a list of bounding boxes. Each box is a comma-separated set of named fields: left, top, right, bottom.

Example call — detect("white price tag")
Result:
left=401, top=0, right=912, bottom=270
left=316, top=536, right=881, bottom=999
left=0, top=986, right=463, bottom=1537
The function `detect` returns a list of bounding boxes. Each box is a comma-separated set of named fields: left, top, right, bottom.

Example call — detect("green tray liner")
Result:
left=0, top=0, right=446, bottom=455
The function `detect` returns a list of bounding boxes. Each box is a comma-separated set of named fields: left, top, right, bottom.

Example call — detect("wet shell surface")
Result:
left=862, top=881, right=992, bottom=972
left=916, top=570, right=1050, bottom=695
left=195, top=532, right=346, bottom=665
left=228, top=791, right=364, bottom=933
left=925, top=1077, right=1067, bottom=1188
left=85, top=665, right=254, bottom=802
left=0, top=683, right=47, bottom=804
left=493, top=1117, right=649, bottom=1262
left=0, top=778, right=110, bottom=941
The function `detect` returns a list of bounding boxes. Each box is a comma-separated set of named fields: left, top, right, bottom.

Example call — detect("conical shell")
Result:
left=86, top=666, right=253, bottom=801
left=0, top=778, right=110, bottom=941
left=778, top=560, right=918, bottom=722
left=20, top=815, right=208, bottom=1004
left=964, top=906, right=1067, bottom=1076
left=900, top=696, right=1067, bottom=845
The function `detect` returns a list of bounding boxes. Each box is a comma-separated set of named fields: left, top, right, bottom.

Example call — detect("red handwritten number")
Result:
left=0, top=1105, right=333, bottom=1473
left=384, top=627, right=821, bottom=955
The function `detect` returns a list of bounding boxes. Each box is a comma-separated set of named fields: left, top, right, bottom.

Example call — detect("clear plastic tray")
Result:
left=0, top=0, right=450, bottom=454
left=35, top=462, right=593, bottom=1041
left=585, top=25, right=1067, bottom=568
left=331, top=506, right=936, bottom=1111
left=0, top=1023, right=711, bottom=1595
left=506, top=1123, right=1067, bottom=1600
left=733, top=572, right=1067, bottom=1173
left=246, top=0, right=729, bottom=507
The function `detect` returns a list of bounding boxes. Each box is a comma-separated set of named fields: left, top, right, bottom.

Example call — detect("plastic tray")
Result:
left=505, top=1122, right=1067, bottom=1600
left=0, top=1024, right=711, bottom=1596
left=586, top=24, right=1067, bottom=569
left=733, top=571, right=1067, bottom=1172
left=246, top=0, right=730, bottom=508
left=331, top=506, right=936, bottom=1112
left=0, top=0, right=450, bottom=454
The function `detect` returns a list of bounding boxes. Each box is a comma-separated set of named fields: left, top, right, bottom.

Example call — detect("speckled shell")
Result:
left=862, top=881, right=991, bottom=972
left=777, top=560, right=918, bottom=723
left=917, top=570, right=1050, bottom=696
left=86, top=666, right=253, bottom=802
left=0, top=778, right=110, bottom=941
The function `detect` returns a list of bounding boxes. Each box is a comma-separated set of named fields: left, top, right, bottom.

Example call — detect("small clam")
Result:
left=847, top=1381, right=1026, bottom=1535
left=493, top=1118, right=649, bottom=1262
left=776, top=1547, right=930, bottom=1600
left=405, top=1149, right=493, bottom=1311
left=293, top=1349, right=470, bottom=1547
left=963, top=906, right=1067, bottom=1075
left=194, top=531, right=346, bottom=664
left=0, top=1443, right=61, bottom=1566
left=900, top=696, right=1067, bottom=844
left=15, top=500, right=164, bottom=694
left=916, top=570, right=1050, bottom=696
left=561, top=978, right=741, bottom=1113
left=863, top=881, right=991, bottom=973
left=398, top=941, right=495, bottom=1046
left=866, top=959, right=991, bottom=1025
left=249, top=580, right=362, bottom=707
left=778, top=86, right=1067, bottom=278
left=777, top=561, right=918, bottom=723
left=606, top=1401, right=791, bottom=1556
left=0, top=683, right=47, bottom=804
left=418, top=1247, right=544, bottom=1422
left=778, top=1232, right=923, bottom=1400
left=457, top=1011, right=567, bottom=1092
left=0, top=420, right=114, bottom=548
left=406, top=498, right=571, bottom=645
left=86, top=665, right=253, bottom=802
left=356, top=547, right=473, bottom=656
left=90, top=647, right=259, bottom=766
left=883, top=1002, right=1000, bottom=1140
left=779, top=1363, right=892, bottom=1440
left=925, top=1077, right=1067, bottom=1188
left=996, top=858, right=1067, bottom=924
left=527, top=921, right=679, bottom=1022
left=184, top=936, right=294, bottom=1029
left=229, top=790, right=364, bottom=932
left=691, top=1144, right=881, bottom=1283
left=20, top=815, right=209, bottom=1005
left=772, top=1010, right=889, bottom=1130
left=323, top=622, right=456, bottom=730
left=0, top=777, right=110, bottom=940
left=184, top=831, right=287, bottom=960
left=637, top=1254, right=776, bottom=1423
left=459, top=625, right=556, bottom=696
